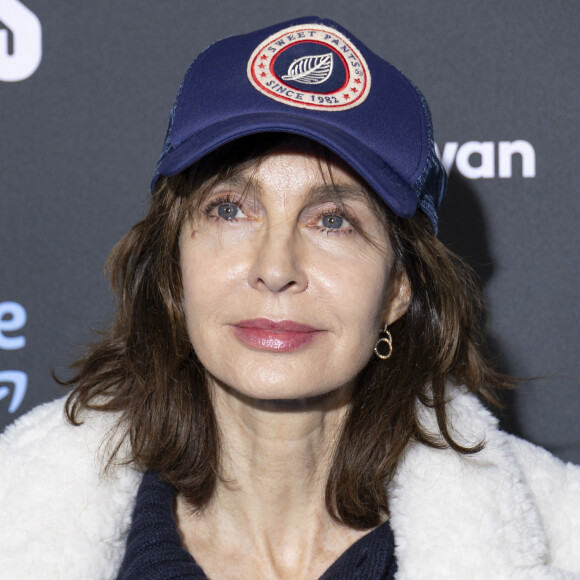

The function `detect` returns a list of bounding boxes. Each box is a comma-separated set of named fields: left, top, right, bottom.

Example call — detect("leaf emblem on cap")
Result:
left=281, top=53, right=334, bottom=85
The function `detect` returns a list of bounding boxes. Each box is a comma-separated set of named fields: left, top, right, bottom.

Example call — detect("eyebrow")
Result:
left=210, top=174, right=371, bottom=205
left=303, top=183, right=372, bottom=206
left=210, top=173, right=255, bottom=194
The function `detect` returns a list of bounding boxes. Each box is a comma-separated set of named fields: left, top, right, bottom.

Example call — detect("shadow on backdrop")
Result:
left=437, top=169, right=521, bottom=438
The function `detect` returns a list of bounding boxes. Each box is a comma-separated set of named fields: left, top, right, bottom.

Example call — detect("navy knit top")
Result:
left=117, top=471, right=397, bottom=579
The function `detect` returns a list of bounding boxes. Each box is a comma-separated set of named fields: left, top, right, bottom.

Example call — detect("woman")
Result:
left=1, top=16, right=579, bottom=580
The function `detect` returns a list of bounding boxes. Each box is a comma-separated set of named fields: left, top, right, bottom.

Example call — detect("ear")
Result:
left=383, top=270, right=411, bottom=326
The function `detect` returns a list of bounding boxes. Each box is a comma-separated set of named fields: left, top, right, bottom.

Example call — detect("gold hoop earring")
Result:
left=374, top=324, right=393, bottom=360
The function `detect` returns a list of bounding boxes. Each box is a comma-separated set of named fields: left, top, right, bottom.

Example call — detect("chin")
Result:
left=209, top=371, right=355, bottom=409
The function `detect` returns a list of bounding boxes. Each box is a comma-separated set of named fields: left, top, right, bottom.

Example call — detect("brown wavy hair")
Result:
left=62, top=134, right=512, bottom=529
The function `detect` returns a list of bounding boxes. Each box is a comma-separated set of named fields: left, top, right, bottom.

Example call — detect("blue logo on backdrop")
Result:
left=0, top=301, right=28, bottom=413
left=0, top=371, right=27, bottom=414
left=0, top=0, right=42, bottom=82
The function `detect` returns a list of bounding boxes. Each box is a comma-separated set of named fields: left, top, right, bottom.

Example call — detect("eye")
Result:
left=217, top=202, right=245, bottom=220
left=320, top=214, right=344, bottom=229
left=203, top=195, right=248, bottom=221
left=315, top=210, right=354, bottom=235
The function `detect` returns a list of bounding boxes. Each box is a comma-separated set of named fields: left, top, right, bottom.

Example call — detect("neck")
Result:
left=175, top=380, right=377, bottom=579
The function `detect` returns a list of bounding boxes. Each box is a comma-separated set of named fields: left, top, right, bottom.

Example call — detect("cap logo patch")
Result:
left=247, top=24, right=371, bottom=111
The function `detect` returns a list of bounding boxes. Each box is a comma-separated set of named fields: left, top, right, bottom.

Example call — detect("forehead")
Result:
left=237, top=141, right=367, bottom=194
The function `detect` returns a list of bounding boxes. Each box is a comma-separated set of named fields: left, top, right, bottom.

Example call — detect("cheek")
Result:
left=181, top=228, right=242, bottom=292
left=180, top=239, right=215, bottom=339
left=179, top=235, right=247, bottom=347
left=319, top=244, right=391, bottom=307
left=315, top=253, right=392, bottom=345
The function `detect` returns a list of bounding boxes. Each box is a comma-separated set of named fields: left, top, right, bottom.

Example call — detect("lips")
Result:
left=232, top=318, right=322, bottom=352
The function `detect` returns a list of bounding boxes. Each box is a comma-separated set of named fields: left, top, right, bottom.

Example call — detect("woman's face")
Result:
left=179, top=139, right=409, bottom=400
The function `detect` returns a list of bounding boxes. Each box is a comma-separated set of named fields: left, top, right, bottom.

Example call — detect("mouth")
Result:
left=232, top=318, right=322, bottom=352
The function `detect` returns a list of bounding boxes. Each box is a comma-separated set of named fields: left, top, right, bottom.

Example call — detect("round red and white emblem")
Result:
left=247, top=23, right=371, bottom=111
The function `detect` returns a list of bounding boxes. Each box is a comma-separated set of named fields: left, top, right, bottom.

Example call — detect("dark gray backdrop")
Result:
left=1, top=1, right=579, bottom=463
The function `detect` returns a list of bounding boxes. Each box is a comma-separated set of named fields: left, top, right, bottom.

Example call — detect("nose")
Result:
left=248, top=224, right=308, bottom=294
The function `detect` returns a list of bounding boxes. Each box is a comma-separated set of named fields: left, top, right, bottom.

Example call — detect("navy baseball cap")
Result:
left=152, top=16, right=447, bottom=232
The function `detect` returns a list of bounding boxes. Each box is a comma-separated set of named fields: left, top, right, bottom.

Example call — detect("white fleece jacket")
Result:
left=0, top=390, right=579, bottom=579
